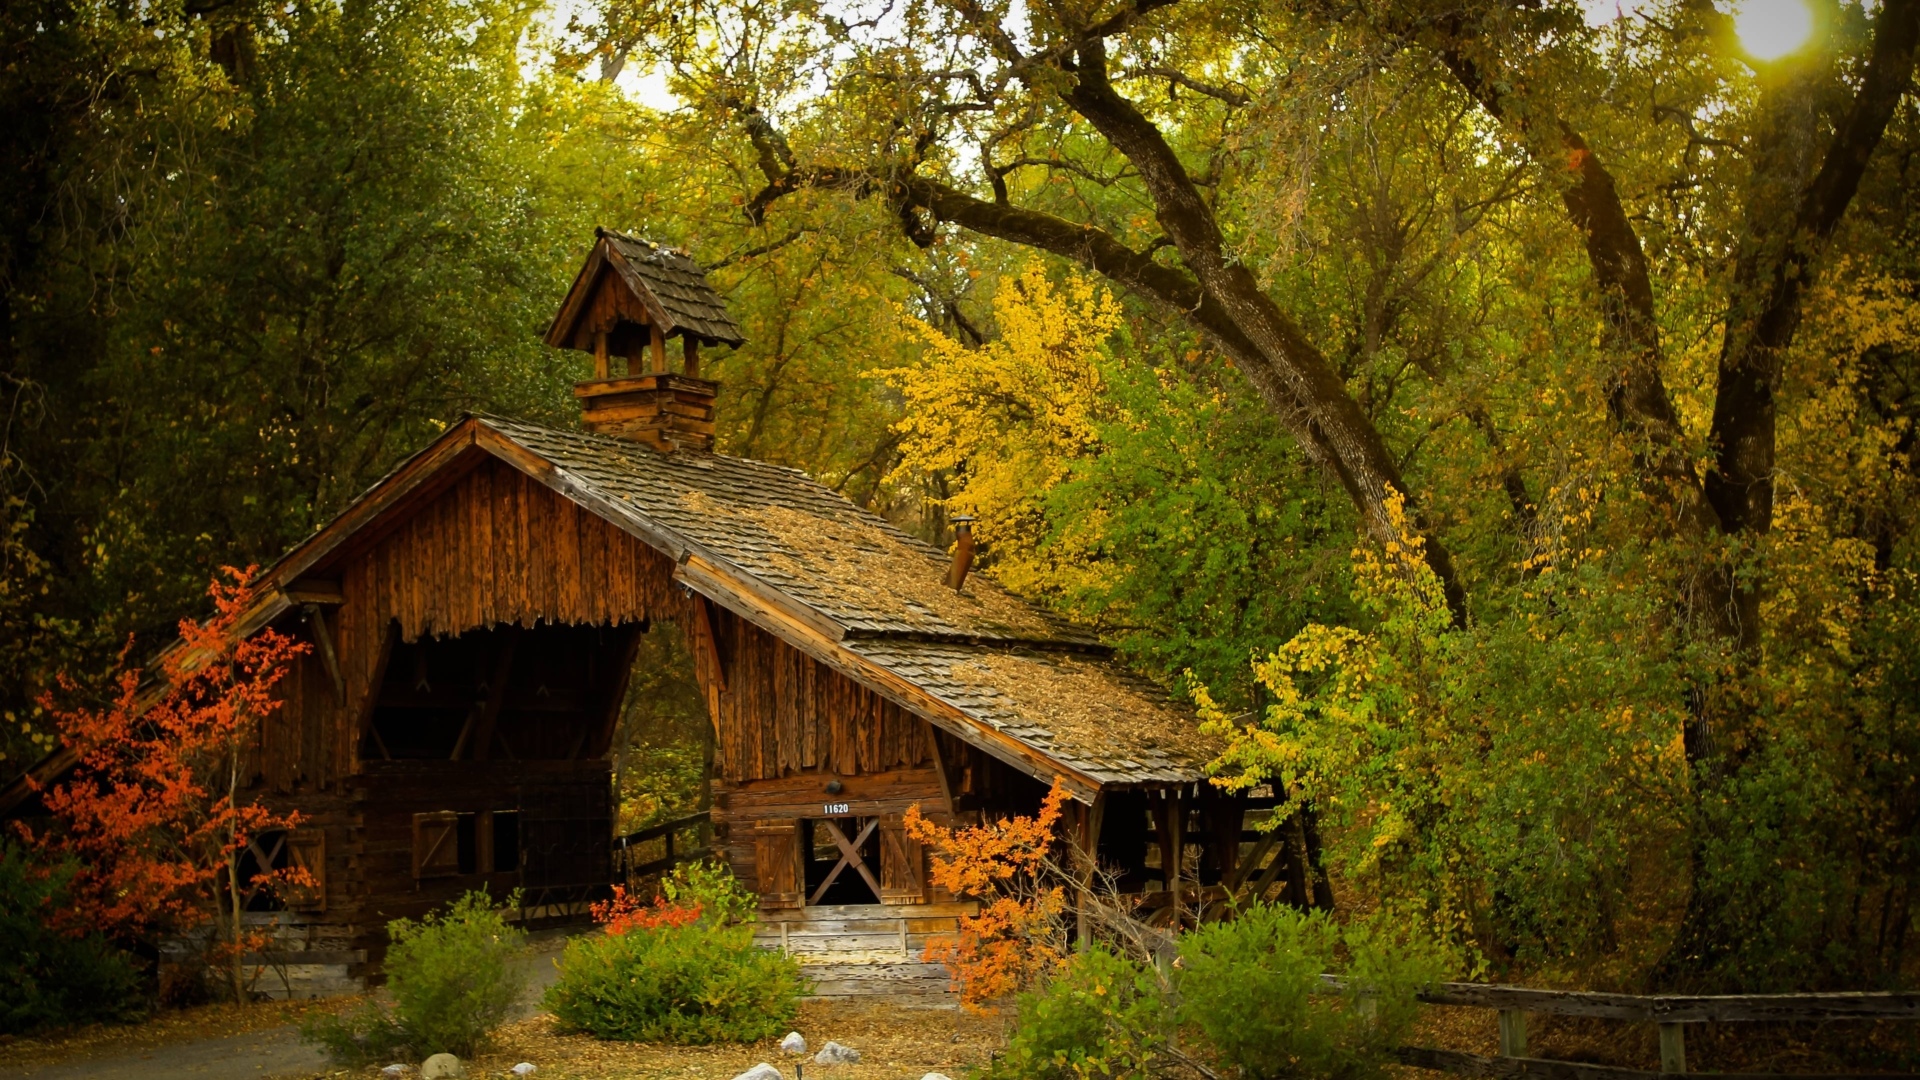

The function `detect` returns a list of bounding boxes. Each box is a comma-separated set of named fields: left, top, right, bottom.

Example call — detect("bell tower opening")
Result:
left=543, top=228, right=746, bottom=452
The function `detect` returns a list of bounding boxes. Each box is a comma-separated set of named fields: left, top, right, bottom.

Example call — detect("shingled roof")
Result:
left=251, top=416, right=1218, bottom=796
left=482, top=417, right=1096, bottom=646
left=545, top=228, right=747, bottom=350
left=486, top=418, right=1218, bottom=788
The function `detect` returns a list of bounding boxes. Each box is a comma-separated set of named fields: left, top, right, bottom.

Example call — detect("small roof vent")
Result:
left=545, top=229, right=745, bottom=453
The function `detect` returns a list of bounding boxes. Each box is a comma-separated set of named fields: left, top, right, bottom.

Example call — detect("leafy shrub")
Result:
left=544, top=862, right=804, bottom=1043
left=0, top=842, right=143, bottom=1033
left=979, top=904, right=1444, bottom=1080
left=979, top=948, right=1168, bottom=1080
left=1176, top=904, right=1444, bottom=1080
left=302, top=890, right=526, bottom=1063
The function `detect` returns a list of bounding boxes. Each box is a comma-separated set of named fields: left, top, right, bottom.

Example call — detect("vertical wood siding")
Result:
left=703, top=607, right=929, bottom=781
left=262, top=453, right=932, bottom=790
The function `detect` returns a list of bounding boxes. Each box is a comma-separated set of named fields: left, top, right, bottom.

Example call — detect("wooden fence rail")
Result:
left=1319, top=977, right=1920, bottom=1079
left=614, top=810, right=712, bottom=881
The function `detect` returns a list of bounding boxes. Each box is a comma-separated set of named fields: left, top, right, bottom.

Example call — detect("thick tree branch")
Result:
left=1435, top=41, right=1721, bottom=542
left=1060, top=38, right=1469, bottom=621
left=1706, top=0, right=1920, bottom=539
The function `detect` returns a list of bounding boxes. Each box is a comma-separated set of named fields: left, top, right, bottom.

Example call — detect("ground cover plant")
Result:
left=0, top=841, right=142, bottom=1034
left=544, top=862, right=804, bottom=1043
left=302, top=890, right=528, bottom=1064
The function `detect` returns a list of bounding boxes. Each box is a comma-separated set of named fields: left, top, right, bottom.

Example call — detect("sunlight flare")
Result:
left=1735, top=0, right=1816, bottom=60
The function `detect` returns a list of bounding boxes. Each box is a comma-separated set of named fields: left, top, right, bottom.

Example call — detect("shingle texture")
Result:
left=476, top=415, right=1216, bottom=785
left=599, top=228, right=746, bottom=346
left=845, top=641, right=1221, bottom=785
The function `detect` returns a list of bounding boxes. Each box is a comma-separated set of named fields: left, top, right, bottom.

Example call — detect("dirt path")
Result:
left=5, top=931, right=576, bottom=1080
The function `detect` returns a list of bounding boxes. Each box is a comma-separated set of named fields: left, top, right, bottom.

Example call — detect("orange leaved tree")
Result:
left=27, top=566, right=311, bottom=1002
left=904, top=780, right=1074, bottom=1011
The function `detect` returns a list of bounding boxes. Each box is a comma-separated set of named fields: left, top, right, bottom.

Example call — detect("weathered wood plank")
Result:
left=1396, top=1046, right=1915, bottom=1080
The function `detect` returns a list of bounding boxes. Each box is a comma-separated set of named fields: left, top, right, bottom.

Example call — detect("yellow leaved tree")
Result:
left=869, top=261, right=1121, bottom=599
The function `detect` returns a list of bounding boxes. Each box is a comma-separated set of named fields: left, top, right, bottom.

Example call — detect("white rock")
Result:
left=381, top=1067, right=411, bottom=1079
left=779, top=1031, right=808, bottom=1056
left=420, top=1053, right=466, bottom=1080
left=813, top=1042, right=861, bottom=1065
left=922, top=1073, right=954, bottom=1080
left=734, top=1063, right=784, bottom=1080
left=511, top=1066, right=538, bottom=1077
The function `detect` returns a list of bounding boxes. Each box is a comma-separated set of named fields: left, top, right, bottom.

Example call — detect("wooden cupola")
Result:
left=545, top=228, right=746, bottom=452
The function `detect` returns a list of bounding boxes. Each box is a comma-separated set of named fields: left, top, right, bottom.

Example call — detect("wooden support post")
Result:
left=594, top=331, right=610, bottom=379
left=780, top=919, right=790, bottom=954
left=1076, top=794, right=1105, bottom=951
left=650, top=323, right=666, bottom=373
left=926, top=722, right=957, bottom=814
left=303, top=604, right=346, bottom=705
left=1165, top=795, right=1184, bottom=922
left=1659, top=1023, right=1687, bottom=1074
left=1498, top=1009, right=1529, bottom=1057
left=899, top=917, right=909, bottom=957
left=683, top=334, right=701, bottom=378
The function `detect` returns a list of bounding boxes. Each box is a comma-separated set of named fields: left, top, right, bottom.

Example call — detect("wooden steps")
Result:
left=753, top=902, right=969, bottom=999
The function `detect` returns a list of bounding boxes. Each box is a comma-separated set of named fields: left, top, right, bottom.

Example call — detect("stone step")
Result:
left=756, top=932, right=938, bottom=955
left=755, top=916, right=960, bottom=935
left=761, top=901, right=977, bottom=922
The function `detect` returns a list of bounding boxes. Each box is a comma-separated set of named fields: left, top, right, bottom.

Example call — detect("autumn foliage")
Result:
left=591, top=885, right=704, bottom=935
left=23, top=567, right=310, bottom=996
left=904, top=780, right=1075, bottom=1010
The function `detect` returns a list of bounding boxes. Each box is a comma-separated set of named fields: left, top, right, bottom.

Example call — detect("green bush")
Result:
left=1175, top=904, right=1444, bottom=1080
left=979, top=905, right=1444, bottom=1080
left=980, top=948, right=1168, bottom=1080
left=0, top=842, right=143, bottom=1034
left=544, top=864, right=804, bottom=1043
left=302, top=890, right=526, bottom=1064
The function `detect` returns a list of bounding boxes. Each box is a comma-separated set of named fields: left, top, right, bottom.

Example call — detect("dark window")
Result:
left=492, top=811, right=520, bottom=873
left=801, top=817, right=881, bottom=905
left=236, top=830, right=290, bottom=911
left=457, top=812, right=478, bottom=875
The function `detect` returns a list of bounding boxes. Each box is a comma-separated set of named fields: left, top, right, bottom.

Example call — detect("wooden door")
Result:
left=412, top=811, right=459, bottom=879
left=753, top=819, right=803, bottom=908
left=286, top=830, right=327, bottom=912
left=878, top=813, right=925, bottom=903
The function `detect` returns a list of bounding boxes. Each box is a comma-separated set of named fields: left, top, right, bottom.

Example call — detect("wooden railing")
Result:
left=614, top=810, right=712, bottom=880
left=1319, top=977, right=1920, bottom=1078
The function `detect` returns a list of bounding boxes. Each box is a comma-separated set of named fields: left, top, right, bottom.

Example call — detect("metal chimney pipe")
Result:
left=946, top=517, right=976, bottom=592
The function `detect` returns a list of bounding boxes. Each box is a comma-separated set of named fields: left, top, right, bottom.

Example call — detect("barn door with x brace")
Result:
left=808, top=816, right=884, bottom=906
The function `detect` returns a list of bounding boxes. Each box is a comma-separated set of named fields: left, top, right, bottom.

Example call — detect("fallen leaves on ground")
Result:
left=0, top=995, right=359, bottom=1074
left=308, top=997, right=1005, bottom=1080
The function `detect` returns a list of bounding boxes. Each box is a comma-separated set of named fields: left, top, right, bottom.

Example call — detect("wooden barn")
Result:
left=2, top=230, right=1318, bottom=995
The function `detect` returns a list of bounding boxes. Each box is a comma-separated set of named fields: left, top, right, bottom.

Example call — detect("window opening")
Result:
left=493, top=811, right=521, bottom=873
left=802, top=816, right=882, bottom=906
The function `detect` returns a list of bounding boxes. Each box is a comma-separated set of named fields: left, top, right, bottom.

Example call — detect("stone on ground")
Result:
left=813, top=1042, right=861, bottom=1065
left=922, top=1073, right=954, bottom=1080
left=421, top=1053, right=466, bottom=1079
left=381, top=1066, right=411, bottom=1078
left=734, top=1062, right=784, bottom=1080
left=779, top=1031, right=808, bottom=1055
left=511, top=1065, right=538, bottom=1076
